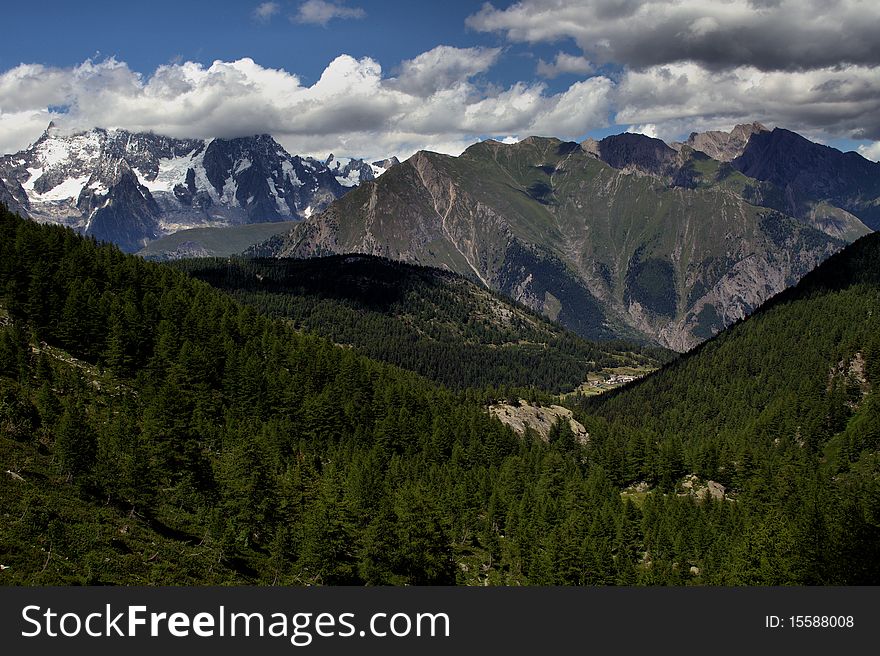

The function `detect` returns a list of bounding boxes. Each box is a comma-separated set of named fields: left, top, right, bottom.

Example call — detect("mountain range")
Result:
left=0, top=125, right=395, bottom=253
left=2, top=121, right=879, bottom=350
left=256, top=123, right=878, bottom=350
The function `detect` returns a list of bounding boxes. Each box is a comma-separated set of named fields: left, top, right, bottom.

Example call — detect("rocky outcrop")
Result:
left=680, top=474, right=727, bottom=501
left=675, top=122, right=769, bottom=162
left=587, top=132, right=682, bottom=178
left=489, top=400, right=589, bottom=443
left=0, top=178, right=28, bottom=217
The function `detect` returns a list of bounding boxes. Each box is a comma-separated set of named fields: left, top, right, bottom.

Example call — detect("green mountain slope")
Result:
left=137, top=221, right=299, bottom=260
left=174, top=255, right=664, bottom=393
left=0, top=206, right=669, bottom=586
left=581, top=232, right=880, bottom=583
left=2, top=206, right=878, bottom=584
left=258, top=135, right=845, bottom=351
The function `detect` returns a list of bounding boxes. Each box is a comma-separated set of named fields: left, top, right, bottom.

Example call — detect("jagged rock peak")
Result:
left=372, top=156, right=400, bottom=170
left=678, top=122, right=771, bottom=162
left=0, top=126, right=352, bottom=252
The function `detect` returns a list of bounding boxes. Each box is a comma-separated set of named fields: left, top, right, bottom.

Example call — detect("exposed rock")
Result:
left=680, top=473, right=726, bottom=501
left=732, top=127, right=880, bottom=230
left=5, top=470, right=25, bottom=482
left=489, top=400, right=589, bottom=443
left=623, top=481, right=650, bottom=493
left=675, top=122, right=769, bottom=162
left=588, top=132, right=682, bottom=177
left=0, top=126, right=349, bottom=252
left=372, top=156, right=400, bottom=170
left=0, top=177, right=29, bottom=217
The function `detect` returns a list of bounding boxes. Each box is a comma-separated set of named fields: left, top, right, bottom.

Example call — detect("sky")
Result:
left=1, top=0, right=879, bottom=162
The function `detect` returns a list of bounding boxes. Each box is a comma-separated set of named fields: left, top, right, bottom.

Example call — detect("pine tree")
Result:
left=55, top=400, right=97, bottom=478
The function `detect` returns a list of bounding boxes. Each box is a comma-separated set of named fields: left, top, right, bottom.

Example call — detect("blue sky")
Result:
left=1, top=1, right=878, bottom=161
left=1, top=1, right=591, bottom=92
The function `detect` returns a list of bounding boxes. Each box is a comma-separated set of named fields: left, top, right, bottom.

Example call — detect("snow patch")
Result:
left=22, top=168, right=43, bottom=192
left=267, top=177, right=292, bottom=216
left=36, top=175, right=90, bottom=201
left=282, top=159, right=301, bottom=186
left=221, top=175, right=239, bottom=205
left=88, top=180, right=109, bottom=195
left=138, top=152, right=200, bottom=193
left=38, top=131, right=101, bottom=168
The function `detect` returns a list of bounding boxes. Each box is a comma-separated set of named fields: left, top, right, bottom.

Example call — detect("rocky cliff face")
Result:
left=0, top=125, right=352, bottom=252
left=675, top=122, right=769, bottom=162
left=0, top=178, right=28, bottom=217
left=258, top=134, right=847, bottom=350
left=584, top=132, right=683, bottom=178
left=732, top=127, right=880, bottom=229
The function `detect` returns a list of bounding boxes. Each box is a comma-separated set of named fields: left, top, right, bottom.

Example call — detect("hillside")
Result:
left=176, top=255, right=663, bottom=392
left=581, top=232, right=880, bottom=583
left=2, top=206, right=879, bottom=584
left=0, top=206, right=665, bottom=585
left=732, top=127, right=880, bottom=230
left=138, top=222, right=299, bottom=260
left=257, top=131, right=848, bottom=350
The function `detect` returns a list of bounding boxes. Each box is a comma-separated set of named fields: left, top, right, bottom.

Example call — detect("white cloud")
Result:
left=0, top=53, right=612, bottom=162
left=294, top=0, right=365, bottom=26
left=3, top=46, right=875, bottom=164
left=536, top=52, right=593, bottom=79
left=626, top=124, right=659, bottom=139
left=0, top=109, right=56, bottom=155
left=392, top=45, right=501, bottom=96
left=253, top=2, right=281, bottom=22
left=613, top=62, right=880, bottom=141
left=467, top=0, right=880, bottom=72
left=858, top=142, right=880, bottom=162
left=527, top=77, right=614, bottom=136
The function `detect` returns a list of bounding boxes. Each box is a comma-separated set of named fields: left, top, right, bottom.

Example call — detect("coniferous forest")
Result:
left=172, top=255, right=665, bottom=393
left=1, top=205, right=878, bottom=585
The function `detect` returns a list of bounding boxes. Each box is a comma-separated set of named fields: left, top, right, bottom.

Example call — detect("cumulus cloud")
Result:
left=613, top=62, right=880, bottom=141
left=858, top=142, right=880, bottom=162
left=0, top=109, right=56, bottom=155
left=253, top=2, right=280, bottom=22
left=294, top=0, right=365, bottom=26
left=536, top=52, right=593, bottom=78
left=626, top=124, right=659, bottom=139
left=391, top=45, right=501, bottom=96
left=467, top=0, right=880, bottom=72
left=3, top=36, right=877, bottom=164
left=0, top=51, right=612, bottom=161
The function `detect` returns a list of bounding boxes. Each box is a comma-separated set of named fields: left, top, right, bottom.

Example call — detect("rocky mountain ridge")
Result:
left=256, top=125, right=868, bottom=350
left=0, top=125, right=395, bottom=252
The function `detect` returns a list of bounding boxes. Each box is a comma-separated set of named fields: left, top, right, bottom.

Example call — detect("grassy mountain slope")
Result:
left=175, top=255, right=664, bottom=393
left=137, top=221, right=299, bottom=260
left=260, top=136, right=844, bottom=351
